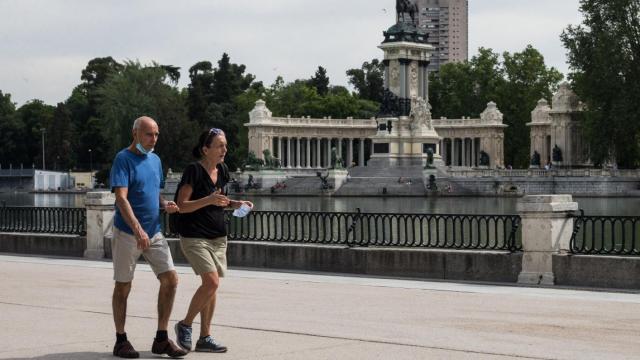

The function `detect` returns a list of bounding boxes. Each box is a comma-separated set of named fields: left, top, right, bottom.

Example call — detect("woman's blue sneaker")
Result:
left=195, top=335, right=228, bottom=353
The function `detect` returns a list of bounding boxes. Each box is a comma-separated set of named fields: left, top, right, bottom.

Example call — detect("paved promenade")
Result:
left=1, top=254, right=639, bottom=360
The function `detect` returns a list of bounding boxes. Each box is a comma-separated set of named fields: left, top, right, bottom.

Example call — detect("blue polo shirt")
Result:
left=110, top=148, right=164, bottom=236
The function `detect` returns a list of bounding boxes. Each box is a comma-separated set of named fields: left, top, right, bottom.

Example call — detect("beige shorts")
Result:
left=112, top=227, right=175, bottom=283
left=179, top=236, right=228, bottom=277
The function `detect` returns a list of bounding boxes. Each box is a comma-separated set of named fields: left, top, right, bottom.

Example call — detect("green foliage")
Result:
left=48, top=103, right=75, bottom=170
left=346, top=59, right=384, bottom=102
left=561, top=0, right=640, bottom=167
left=14, top=100, right=55, bottom=168
left=0, top=91, right=20, bottom=166
left=308, top=66, right=330, bottom=96
left=95, top=61, right=197, bottom=171
left=429, top=46, right=562, bottom=168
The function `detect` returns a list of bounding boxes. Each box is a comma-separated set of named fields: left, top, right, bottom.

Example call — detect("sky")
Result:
left=0, top=0, right=583, bottom=107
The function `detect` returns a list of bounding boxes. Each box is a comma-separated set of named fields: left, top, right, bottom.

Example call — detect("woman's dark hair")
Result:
left=192, top=128, right=225, bottom=158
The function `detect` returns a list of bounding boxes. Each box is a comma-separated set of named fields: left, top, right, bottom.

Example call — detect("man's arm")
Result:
left=114, top=187, right=150, bottom=250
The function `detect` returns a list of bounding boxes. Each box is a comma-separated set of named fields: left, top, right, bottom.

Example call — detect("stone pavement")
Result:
left=0, top=254, right=639, bottom=360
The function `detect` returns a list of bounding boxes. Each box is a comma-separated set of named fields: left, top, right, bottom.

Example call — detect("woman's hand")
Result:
left=208, top=189, right=230, bottom=207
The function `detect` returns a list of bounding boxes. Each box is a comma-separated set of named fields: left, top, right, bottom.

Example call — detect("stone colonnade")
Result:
left=268, top=136, right=371, bottom=169
left=247, top=100, right=507, bottom=169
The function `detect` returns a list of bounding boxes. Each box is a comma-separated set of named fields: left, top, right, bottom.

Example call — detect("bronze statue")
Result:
left=552, top=144, right=563, bottom=162
left=396, top=0, right=418, bottom=24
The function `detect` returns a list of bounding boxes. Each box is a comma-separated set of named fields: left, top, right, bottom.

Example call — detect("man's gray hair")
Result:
left=132, top=117, right=143, bottom=130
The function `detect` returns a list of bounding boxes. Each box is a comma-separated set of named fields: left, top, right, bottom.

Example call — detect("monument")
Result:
left=369, top=0, right=442, bottom=167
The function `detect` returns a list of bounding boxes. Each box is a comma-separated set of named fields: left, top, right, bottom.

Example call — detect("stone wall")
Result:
left=442, top=177, right=639, bottom=196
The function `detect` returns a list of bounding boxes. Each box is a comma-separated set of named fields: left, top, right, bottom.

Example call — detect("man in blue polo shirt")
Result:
left=109, top=116, right=187, bottom=358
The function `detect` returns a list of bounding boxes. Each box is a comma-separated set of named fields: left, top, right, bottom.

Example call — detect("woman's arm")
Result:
left=176, top=184, right=229, bottom=213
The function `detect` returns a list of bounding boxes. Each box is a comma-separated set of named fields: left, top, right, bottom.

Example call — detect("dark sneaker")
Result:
left=151, top=338, right=188, bottom=358
left=195, top=335, right=228, bottom=353
left=113, top=340, right=140, bottom=358
left=174, top=321, right=192, bottom=351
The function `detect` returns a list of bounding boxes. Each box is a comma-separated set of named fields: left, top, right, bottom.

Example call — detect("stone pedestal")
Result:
left=84, top=191, right=115, bottom=259
left=517, top=195, right=578, bottom=285
left=328, top=169, right=348, bottom=191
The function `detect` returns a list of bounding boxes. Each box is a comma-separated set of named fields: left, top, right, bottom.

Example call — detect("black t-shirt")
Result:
left=176, top=162, right=229, bottom=239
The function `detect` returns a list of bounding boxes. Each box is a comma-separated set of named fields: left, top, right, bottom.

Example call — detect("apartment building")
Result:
left=416, top=0, right=469, bottom=72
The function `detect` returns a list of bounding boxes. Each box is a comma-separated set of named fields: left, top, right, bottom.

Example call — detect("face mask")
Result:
left=232, top=203, right=252, bottom=218
left=136, top=142, right=153, bottom=155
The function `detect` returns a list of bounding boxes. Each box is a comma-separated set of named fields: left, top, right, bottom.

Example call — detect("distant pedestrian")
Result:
left=109, top=116, right=187, bottom=358
left=174, top=128, right=253, bottom=353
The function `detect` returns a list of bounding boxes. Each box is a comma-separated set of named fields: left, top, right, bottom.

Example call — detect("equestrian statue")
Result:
left=396, top=0, right=419, bottom=24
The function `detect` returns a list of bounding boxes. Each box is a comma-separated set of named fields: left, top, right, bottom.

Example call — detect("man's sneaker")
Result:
left=174, top=321, right=192, bottom=351
left=113, top=340, right=140, bottom=358
left=151, top=338, right=188, bottom=358
left=195, top=335, right=228, bottom=353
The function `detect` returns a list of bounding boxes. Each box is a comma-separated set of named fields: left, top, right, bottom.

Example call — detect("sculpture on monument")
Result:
left=396, top=0, right=418, bottom=24
left=330, top=147, right=344, bottom=169
left=479, top=150, right=490, bottom=166
left=409, top=96, right=433, bottom=130
left=425, top=148, right=434, bottom=168
left=552, top=144, right=563, bottom=162
left=530, top=150, right=541, bottom=167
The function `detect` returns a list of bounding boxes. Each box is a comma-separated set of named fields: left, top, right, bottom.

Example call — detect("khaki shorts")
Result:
left=179, top=236, right=228, bottom=277
left=112, top=227, right=175, bottom=283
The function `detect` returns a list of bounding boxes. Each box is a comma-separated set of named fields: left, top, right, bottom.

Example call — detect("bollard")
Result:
left=84, top=191, right=115, bottom=259
left=517, top=195, right=578, bottom=285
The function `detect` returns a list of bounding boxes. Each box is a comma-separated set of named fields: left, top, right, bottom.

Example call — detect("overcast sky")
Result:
left=0, top=0, right=583, bottom=106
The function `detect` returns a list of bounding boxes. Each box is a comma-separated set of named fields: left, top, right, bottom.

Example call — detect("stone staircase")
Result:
left=336, top=165, right=427, bottom=196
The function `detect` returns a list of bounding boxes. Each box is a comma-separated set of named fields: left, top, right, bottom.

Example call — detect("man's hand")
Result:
left=164, top=201, right=179, bottom=214
left=135, top=229, right=150, bottom=250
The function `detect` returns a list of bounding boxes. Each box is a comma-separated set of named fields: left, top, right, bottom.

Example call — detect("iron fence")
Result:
left=570, top=210, right=640, bottom=255
left=0, top=206, right=86, bottom=235
left=165, top=209, right=521, bottom=251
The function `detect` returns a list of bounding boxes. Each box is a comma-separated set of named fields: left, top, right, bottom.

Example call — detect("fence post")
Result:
left=517, top=195, right=578, bottom=285
left=84, top=191, right=115, bottom=259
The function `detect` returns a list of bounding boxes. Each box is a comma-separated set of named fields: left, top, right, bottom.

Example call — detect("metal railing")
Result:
left=570, top=210, right=640, bottom=255
left=164, top=209, right=521, bottom=252
left=0, top=206, right=86, bottom=235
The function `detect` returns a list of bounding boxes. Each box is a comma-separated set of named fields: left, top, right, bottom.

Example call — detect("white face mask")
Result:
left=232, top=203, right=252, bottom=218
left=136, top=142, right=153, bottom=155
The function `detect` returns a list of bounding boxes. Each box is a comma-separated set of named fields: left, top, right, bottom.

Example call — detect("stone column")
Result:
left=296, top=137, right=301, bottom=168
left=347, top=139, right=354, bottom=168
left=461, top=138, right=467, bottom=167
left=337, top=139, right=343, bottom=160
left=517, top=195, right=578, bottom=285
left=451, top=138, right=457, bottom=166
left=84, top=191, right=115, bottom=259
left=359, top=139, right=365, bottom=166
left=306, top=138, right=312, bottom=168
left=286, top=138, right=292, bottom=168
left=316, top=138, right=322, bottom=168
left=278, top=137, right=284, bottom=168
left=327, top=138, right=332, bottom=168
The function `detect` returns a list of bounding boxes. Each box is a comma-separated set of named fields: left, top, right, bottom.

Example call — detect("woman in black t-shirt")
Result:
left=173, top=128, right=253, bottom=353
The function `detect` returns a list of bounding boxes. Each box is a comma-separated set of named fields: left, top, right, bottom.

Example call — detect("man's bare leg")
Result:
left=157, top=270, right=179, bottom=330
left=113, top=282, right=132, bottom=334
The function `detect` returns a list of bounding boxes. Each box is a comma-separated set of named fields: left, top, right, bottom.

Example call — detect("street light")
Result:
left=40, top=128, right=46, bottom=170
left=88, top=149, right=93, bottom=188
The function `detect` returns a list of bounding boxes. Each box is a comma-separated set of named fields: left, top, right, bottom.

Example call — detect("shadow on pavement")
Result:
left=10, top=351, right=179, bottom=360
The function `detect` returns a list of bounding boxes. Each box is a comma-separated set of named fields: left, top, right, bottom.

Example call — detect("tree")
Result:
left=0, top=91, right=19, bottom=166
left=500, top=46, right=562, bottom=168
left=346, top=59, right=384, bottom=102
left=308, top=66, right=330, bottom=96
left=561, top=0, right=640, bottom=167
left=48, top=103, right=75, bottom=170
left=95, top=61, right=196, bottom=170
left=14, top=100, right=55, bottom=168
left=428, top=46, right=561, bottom=168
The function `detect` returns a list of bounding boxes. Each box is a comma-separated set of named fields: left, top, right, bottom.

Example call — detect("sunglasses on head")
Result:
left=209, top=128, right=223, bottom=136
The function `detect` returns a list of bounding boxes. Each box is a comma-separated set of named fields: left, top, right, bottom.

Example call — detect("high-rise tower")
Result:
left=416, top=0, right=468, bottom=72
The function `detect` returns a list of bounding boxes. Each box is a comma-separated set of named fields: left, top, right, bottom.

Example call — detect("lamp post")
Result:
left=40, top=128, right=46, bottom=170
left=88, top=149, right=93, bottom=188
